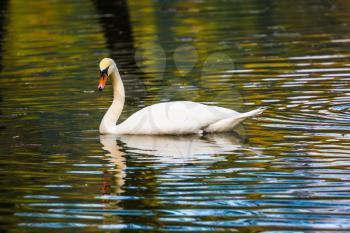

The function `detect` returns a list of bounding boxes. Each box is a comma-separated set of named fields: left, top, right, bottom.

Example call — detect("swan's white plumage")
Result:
left=98, top=58, right=265, bottom=135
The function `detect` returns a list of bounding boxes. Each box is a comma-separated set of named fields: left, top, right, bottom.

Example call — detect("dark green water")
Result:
left=1, top=0, right=350, bottom=232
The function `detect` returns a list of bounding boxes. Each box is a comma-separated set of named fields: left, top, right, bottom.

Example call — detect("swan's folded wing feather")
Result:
left=116, top=101, right=237, bottom=134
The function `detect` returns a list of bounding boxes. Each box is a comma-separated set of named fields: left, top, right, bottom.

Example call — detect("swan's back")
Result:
left=117, top=101, right=239, bottom=135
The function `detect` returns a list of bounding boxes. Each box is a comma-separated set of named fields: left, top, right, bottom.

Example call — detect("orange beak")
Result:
left=98, top=73, right=108, bottom=91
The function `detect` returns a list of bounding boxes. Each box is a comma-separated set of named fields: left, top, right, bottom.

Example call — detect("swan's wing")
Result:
left=116, top=101, right=238, bottom=134
left=204, top=107, right=265, bottom=133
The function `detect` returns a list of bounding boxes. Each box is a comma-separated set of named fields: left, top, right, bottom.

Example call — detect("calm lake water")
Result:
left=1, top=0, right=350, bottom=232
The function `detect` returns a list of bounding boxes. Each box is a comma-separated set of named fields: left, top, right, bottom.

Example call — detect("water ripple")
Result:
left=2, top=0, right=350, bottom=232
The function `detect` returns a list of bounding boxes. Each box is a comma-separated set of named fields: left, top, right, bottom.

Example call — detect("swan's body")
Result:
left=98, top=58, right=265, bottom=135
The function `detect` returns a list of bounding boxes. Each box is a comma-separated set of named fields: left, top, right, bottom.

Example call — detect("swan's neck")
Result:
left=99, top=69, right=125, bottom=134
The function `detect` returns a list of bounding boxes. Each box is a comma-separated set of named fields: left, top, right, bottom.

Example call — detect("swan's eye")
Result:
left=100, top=67, right=109, bottom=76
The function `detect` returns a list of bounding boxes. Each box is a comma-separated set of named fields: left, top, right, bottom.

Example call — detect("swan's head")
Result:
left=98, top=58, right=117, bottom=91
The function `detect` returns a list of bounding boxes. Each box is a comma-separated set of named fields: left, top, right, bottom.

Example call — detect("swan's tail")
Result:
left=204, top=107, right=266, bottom=133
left=240, top=107, right=266, bottom=118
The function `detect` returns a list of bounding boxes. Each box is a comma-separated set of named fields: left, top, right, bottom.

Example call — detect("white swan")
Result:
left=98, top=58, right=265, bottom=135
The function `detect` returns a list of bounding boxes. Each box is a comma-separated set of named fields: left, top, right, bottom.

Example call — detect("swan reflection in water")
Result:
left=100, top=135, right=126, bottom=195
left=100, top=132, right=260, bottom=194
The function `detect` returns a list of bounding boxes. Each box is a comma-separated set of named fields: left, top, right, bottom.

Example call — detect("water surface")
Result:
left=1, top=0, right=350, bottom=232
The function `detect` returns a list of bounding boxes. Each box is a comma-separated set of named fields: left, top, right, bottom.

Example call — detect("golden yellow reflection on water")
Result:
left=0, top=0, right=350, bottom=232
